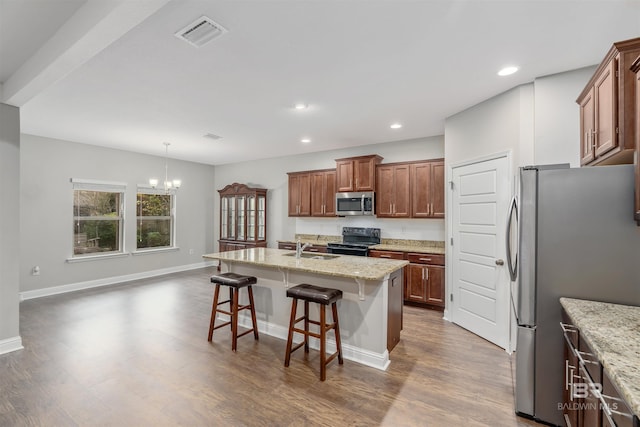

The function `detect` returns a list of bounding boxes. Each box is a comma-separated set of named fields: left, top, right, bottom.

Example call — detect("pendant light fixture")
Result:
left=149, top=142, right=181, bottom=193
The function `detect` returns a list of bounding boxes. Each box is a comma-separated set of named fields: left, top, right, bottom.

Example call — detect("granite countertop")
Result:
left=560, top=298, right=640, bottom=418
left=371, top=240, right=445, bottom=255
left=203, top=247, right=408, bottom=281
left=279, top=235, right=446, bottom=255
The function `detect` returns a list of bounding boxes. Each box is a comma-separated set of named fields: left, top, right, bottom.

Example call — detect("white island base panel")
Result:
left=216, top=261, right=393, bottom=371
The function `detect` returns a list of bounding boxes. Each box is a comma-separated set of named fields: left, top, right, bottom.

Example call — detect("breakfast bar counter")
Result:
left=203, top=248, right=408, bottom=370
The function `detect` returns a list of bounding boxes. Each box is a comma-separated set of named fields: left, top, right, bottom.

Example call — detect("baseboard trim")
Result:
left=20, top=261, right=217, bottom=301
left=0, top=336, right=23, bottom=355
left=228, top=315, right=390, bottom=371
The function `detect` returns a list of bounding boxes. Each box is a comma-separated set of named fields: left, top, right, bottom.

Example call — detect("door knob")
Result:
left=495, top=259, right=504, bottom=266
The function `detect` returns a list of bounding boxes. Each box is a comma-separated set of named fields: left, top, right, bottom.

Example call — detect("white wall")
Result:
left=442, top=66, right=598, bottom=345
left=213, top=136, right=445, bottom=246
left=445, top=84, right=534, bottom=168
left=19, top=134, right=216, bottom=293
left=534, top=66, right=596, bottom=166
left=0, top=103, right=22, bottom=352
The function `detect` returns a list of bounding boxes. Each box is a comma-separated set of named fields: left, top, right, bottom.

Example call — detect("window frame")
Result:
left=134, top=185, right=177, bottom=253
left=69, top=179, right=127, bottom=262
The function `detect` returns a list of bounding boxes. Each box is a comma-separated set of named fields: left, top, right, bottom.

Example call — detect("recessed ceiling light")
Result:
left=498, top=66, right=519, bottom=76
left=301, top=138, right=311, bottom=143
left=294, top=103, right=308, bottom=110
left=390, top=123, right=403, bottom=129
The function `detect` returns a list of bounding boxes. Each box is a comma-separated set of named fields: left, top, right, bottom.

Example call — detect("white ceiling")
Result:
left=1, top=1, right=639, bottom=165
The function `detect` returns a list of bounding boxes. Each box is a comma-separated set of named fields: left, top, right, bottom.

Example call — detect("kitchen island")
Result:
left=202, top=247, right=408, bottom=370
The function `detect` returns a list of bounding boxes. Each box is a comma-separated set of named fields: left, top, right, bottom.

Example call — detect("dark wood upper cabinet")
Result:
left=287, top=172, right=311, bottom=217
left=577, top=37, right=640, bottom=166
left=335, top=155, right=382, bottom=192
left=411, top=159, right=444, bottom=218
left=376, top=164, right=410, bottom=218
left=310, top=169, right=336, bottom=217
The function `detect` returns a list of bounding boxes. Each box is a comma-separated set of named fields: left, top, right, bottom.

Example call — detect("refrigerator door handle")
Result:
left=506, top=195, right=518, bottom=282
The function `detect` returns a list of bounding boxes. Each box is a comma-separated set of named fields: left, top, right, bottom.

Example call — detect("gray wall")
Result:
left=442, top=66, right=599, bottom=345
left=445, top=84, right=534, bottom=168
left=534, top=66, right=597, bottom=167
left=19, top=134, right=216, bottom=293
left=0, top=103, right=21, bottom=348
left=213, top=135, right=445, bottom=247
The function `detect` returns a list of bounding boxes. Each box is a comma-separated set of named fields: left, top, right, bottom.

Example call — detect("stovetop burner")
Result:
left=340, top=226, right=381, bottom=246
left=326, top=227, right=381, bottom=256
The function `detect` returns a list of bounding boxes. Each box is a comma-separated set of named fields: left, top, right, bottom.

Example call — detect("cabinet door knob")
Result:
left=495, top=259, right=504, bottom=266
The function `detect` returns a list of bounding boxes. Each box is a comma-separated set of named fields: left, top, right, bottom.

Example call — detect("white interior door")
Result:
left=449, top=154, right=510, bottom=349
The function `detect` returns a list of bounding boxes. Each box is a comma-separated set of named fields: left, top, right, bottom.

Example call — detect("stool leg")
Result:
left=208, top=284, right=221, bottom=341
left=320, top=304, right=327, bottom=381
left=304, top=301, right=310, bottom=353
left=332, top=302, right=343, bottom=364
left=247, top=286, right=259, bottom=340
left=229, top=287, right=234, bottom=331
left=284, top=298, right=298, bottom=367
left=231, top=287, right=239, bottom=352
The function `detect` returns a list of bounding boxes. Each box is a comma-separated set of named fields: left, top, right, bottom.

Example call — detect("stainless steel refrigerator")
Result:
left=509, top=164, right=640, bottom=426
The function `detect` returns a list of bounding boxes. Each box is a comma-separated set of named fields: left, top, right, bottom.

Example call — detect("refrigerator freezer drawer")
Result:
left=515, top=326, right=536, bottom=417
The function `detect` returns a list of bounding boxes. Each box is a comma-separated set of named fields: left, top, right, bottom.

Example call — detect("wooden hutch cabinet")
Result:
left=335, top=154, right=382, bottom=192
left=218, top=183, right=267, bottom=252
left=577, top=37, right=640, bottom=166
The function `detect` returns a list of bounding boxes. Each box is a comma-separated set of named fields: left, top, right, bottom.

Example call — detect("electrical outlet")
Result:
left=189, top=249, right=194, bottom=255
left=32, top=266, right=40, bottom=276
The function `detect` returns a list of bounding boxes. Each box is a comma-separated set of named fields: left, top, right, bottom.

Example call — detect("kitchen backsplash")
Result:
left=293, top=217, right=445, bottom=242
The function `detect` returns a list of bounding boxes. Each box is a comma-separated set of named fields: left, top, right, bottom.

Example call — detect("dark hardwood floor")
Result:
left=1, top=268, right=540, bottom=426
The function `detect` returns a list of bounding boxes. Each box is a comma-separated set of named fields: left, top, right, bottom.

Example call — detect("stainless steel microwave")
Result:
left=335, top=192, right=375, bottom=216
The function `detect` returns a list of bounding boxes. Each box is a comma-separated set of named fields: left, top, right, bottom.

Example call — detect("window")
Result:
left=136, top=189, right=175, bottom=250
left=72, top=180, right=125, bottom=257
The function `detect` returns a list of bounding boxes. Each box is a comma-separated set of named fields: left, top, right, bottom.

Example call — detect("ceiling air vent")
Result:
left=175, top=16, right=227, bottom=48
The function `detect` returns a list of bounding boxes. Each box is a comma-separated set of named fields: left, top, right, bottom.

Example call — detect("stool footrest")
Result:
left=213, top=321, right=231, bottom=330
left=324, top=351, right=340, bottom=365
left=290, top=341, right=305, bottom=353
left=293, top=327, right=321, bottom=339
left=236, top=328, right=256, bottom=339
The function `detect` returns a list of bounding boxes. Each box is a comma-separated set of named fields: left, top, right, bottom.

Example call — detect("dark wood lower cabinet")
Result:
left=405, top=253, right=445, bottom=309
left=369, top=250, right=445, bottom=310
left=561, top=308, right=638, bottom=427
left=387, top=268, right=403, bottom=351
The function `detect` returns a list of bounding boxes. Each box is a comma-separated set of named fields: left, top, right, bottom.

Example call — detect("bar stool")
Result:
left=208, top=272, right=259, bottom=351
left=284, top=284, right=343, bottom=381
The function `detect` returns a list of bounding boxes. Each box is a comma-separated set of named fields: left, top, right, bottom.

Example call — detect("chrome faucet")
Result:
left=296, top=239, right=311, bottom=258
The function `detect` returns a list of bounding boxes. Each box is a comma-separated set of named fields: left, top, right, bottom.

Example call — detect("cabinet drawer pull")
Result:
left=308, top=249, right=319, bottom=252
left=419, top=257, right=432, bottom=262
left=576, top=350, right=598, bottom=365
left=380, top=255, right=391, bottom=258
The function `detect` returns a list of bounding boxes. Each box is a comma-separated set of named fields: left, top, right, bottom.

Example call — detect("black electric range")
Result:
left=326, top=227, right=381, bottom=256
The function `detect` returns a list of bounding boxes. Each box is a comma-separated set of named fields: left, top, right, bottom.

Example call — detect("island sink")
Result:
left=283, top=252, right=340, bottom=260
